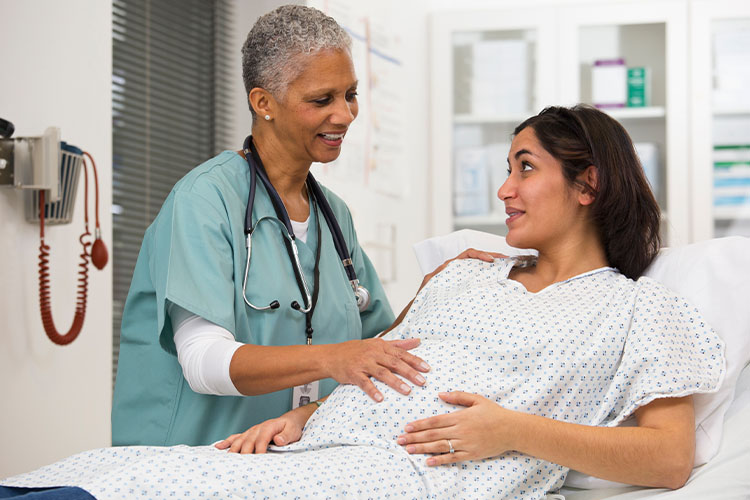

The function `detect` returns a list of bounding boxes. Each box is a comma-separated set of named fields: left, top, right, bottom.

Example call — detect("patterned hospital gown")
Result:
left=2, top=258, right=725, bottom=499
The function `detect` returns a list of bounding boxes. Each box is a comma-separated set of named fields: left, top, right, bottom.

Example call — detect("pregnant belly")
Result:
left=294, top=340, right=483, bottom=449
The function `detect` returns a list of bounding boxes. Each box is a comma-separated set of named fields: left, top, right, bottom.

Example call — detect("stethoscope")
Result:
left=241, top=135, right=371, bottom=344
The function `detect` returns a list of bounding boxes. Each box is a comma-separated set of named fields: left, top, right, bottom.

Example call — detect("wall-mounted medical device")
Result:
left=0, top=118, right=108, bottom=346
left=0, top=121, right=61, bottom=203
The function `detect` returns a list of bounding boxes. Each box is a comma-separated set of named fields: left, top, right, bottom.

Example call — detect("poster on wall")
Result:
left=307, top=0, right=407, bottom=199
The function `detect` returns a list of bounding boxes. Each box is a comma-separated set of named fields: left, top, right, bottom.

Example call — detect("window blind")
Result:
left=112, top=0, right=234, bottom=385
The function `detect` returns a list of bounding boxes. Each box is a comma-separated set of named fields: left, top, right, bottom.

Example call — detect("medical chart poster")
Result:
left=307, top=0, right=408, bottom=199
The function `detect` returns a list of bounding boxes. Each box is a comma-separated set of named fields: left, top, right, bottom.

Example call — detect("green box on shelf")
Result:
left=627, top=67, right=650, bottom=107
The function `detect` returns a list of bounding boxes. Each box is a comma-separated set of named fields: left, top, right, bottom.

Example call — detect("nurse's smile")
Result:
left=318, top=131, right=346, bottom=147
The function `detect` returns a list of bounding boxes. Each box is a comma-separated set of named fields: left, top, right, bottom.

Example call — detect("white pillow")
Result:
left=642, top=236, right=750, bottom=465
left=412, top=229, right=537, bottom=276
left=412, top=232, right=750, bottom=475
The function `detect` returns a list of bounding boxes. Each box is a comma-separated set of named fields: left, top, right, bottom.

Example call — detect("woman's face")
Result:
left=272, top=49, right=358, bottom=165
left=499, top=127, right=586, bottom=250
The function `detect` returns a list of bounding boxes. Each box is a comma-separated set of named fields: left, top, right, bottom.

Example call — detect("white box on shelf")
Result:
left=713, top=116, right=750, bottom=145
left=453, top=124, right=483, bottom=148
left=592, top=58, right=627, bottom=108
left=486, top=141, right=512, bottom=194
left=713, top=28, right=750, bottom=111
left=471, top=39, right=528, bottom=116
left=634, top=142, right=660, bottom=195
left=454, top=146, right=490, bottom=216
left=713, top=146, right=750, bottom=163
left=714, top=165, right=750, bottom=197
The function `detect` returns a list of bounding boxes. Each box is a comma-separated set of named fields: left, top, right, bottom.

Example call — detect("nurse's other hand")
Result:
left=419, top=248, right=506, bottom=291
left=326, top=337, right=430, bottom=402
left=215, top=404, right=312, bottom=454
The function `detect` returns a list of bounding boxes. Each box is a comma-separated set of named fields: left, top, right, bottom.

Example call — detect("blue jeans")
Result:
left=0, top=486, right=94, bottom=499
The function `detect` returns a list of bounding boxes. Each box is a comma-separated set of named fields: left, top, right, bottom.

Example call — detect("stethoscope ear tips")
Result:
left=290, top=301, right=300, bottom=310
left=270, top=300, right=280, bottom=309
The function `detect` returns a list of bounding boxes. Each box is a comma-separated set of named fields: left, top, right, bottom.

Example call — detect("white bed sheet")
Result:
left=560, top=360, right=750, bottom=500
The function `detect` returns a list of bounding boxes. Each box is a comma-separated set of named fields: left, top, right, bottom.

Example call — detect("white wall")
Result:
left=0, top=0, right=113, bottom=478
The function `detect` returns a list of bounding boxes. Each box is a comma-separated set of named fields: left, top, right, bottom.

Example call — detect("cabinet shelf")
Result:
left=600, top=106, right=666, bottom=120
left=453, top=113, right=533, bottom=125
left=713, top=107, right=750, bottom=116
left=454, top=212, right=506, bottom=227
left=714, top=206, right=750, bottom=220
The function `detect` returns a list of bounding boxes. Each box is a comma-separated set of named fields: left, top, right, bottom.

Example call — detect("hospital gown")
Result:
left=2, top=258, right=725, bottom=500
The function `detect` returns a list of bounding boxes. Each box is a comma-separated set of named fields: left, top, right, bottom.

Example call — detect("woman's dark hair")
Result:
left=513, top=105, right=661, bottom=279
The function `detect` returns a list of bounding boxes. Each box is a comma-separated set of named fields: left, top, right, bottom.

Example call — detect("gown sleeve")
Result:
left=151, top=189, right=238, bottom=354
left=597, top=277, right=726, bottom=426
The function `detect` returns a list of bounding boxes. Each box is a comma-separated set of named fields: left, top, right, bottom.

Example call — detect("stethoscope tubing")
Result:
left=242, top=217, right=313, bottom=313
left=241, top=135, right=370, bottom=316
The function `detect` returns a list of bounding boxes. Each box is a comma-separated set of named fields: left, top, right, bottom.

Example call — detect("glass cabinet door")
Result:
left=691, top=1, right=750, bottom=241
left=451, top=28, right=537, bottom=234
left=430, top=9, right=556, bottom=237
left=558, top=2, right=689, bottom=246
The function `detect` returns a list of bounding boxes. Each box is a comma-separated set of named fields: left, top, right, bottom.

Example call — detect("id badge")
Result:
left=292, top=380, right=319, bottom=409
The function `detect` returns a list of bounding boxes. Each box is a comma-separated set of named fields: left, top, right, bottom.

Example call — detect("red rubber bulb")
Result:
left=91, top=238, right=109, bottom=270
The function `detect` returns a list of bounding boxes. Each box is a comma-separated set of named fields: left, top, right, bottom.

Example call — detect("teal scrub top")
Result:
left=111, top=151, right=394, bottom=446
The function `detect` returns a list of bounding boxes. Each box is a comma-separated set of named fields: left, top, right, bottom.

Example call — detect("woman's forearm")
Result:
left=506, top=397, right=695, bottom=489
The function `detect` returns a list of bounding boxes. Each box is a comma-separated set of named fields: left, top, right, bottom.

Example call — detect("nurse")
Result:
left=112, top=5, right=429, bottom=447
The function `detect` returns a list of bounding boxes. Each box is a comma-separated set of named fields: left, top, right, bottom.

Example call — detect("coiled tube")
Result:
left=37, top=189, right=91, bottom=345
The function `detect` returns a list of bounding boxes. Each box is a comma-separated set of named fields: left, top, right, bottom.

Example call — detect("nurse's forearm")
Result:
left=229, top=343, right=335, bottom=395
left=230, top=337, right=429, bottom=400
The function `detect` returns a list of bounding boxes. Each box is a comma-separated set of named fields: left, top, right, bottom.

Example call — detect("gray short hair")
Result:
left=241, top=5, right=352, bottom=117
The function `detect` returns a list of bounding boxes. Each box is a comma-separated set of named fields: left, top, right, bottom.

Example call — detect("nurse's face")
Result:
left=499, top=127, right=588, bottom=251
left=273, top=49, right=359, bottom=165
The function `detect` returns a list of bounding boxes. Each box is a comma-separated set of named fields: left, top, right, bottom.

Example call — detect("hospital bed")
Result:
left=414, top=231, right=750, bottom=499
left=2, top=235, right=748, bottom=499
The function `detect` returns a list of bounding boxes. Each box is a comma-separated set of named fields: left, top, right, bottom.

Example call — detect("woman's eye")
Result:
left=346, top=91, right=358, bottom=102
left=521, top=162, right=533, bottom=172
left=312, top=96, right=332, bottom=105
left=506, top=167, right=512, bottom=176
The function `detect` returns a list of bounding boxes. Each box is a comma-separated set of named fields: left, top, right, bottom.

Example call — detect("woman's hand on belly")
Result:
left=323, top=337, right=431, bottom=402
left=397, top=391, right=517, bottom=466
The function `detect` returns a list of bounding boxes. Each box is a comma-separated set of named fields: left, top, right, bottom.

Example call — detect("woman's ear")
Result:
left=248, top=87, right=274, bottom=119
left=577, top=165, right=598, bottom=206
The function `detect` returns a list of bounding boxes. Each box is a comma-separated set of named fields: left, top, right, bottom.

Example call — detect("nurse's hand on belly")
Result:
left=323, top=337, right=431, bottom=403
left=419, top=248, right=506, bottom=292
left=216, top=400, right=319, bottom=454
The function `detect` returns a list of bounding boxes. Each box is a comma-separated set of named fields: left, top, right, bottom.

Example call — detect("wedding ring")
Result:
left=447, top=439, right=455, bottom=454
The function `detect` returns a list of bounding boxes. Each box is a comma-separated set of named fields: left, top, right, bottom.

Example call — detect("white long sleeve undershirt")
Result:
left=169, top=216, right=310, bottom=396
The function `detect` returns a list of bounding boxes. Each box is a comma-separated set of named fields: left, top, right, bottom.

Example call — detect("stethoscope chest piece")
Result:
left=353, top=282, right=371, bottom=312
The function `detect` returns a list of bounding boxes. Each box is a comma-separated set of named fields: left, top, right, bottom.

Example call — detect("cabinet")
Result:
left=429, top=8, right=557, bottom=237
left=430, top=0, right=749, bottom=247
left=690, top=0, right=750, bottom=241
left=556, top=2, right=688, bottom=246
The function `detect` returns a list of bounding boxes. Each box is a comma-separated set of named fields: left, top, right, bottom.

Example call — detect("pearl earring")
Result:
left=264, top=114, right=271, bottom=121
